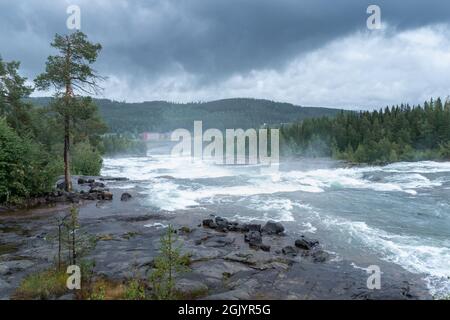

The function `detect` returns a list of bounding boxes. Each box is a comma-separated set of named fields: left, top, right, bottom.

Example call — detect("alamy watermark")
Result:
left=66, top=4, right=81, bottom=30
left=170, top=121, right=279, bottom=168
left=367, top=5, right=382, bottom=30
left=66, top=265, right=81, bottom=290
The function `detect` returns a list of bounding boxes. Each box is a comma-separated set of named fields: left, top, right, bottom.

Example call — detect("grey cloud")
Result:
left=0, top=0, right=449, bottom=104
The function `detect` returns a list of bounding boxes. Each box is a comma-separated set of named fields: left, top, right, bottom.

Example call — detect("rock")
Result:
left=226, top=221, right=240, bottom=232
left=0, top=279, right=11, bottom=290
left=295, top=236, right=319, bottom=250
left=100, top=176, right=128, bottom=181
left=259, top=244, right=271, bottom=252
left=202, top=219, right=217, bottom=229
left=311, top=250, right=330, bottom=263
left=215, top=217, right=229, bottom=231
left=243, top=224, right=261, bottom=232
left=0, top=264, right=9, bottom=275
left=91, top=181, right=106, bottom=188
left=262, top=220, right=285, bottom=235
left=120, top=192, right=132, bottom=201
left=65, top=192, right=80, bottom=203
left=102, top=192, right=113, bottom=200
left=89, top=186, right=109, bottom=194
left=282, top=246, right=297, bottom=257
left=244, top=231, right=262, bottom=248
left=56, top=179, right=66, bottom=190
left=58, top=293, right=76, bottom=300
left=1, top=260, right=34, bottom=272
left=175, top=279, right=208, bottom=298
left=179, top=226, right=192, bottom=233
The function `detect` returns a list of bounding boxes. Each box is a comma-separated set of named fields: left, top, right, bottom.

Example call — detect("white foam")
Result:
left=320, top=214, right=450, bottom=297
left=143, top=222, right=167, bottom=229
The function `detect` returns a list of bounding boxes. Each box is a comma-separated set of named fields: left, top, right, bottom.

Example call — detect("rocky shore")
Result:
left=0, top=176, right=432, bottom=300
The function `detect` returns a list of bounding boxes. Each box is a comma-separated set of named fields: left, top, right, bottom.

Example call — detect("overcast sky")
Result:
left=1, top=0, right=450, bottom=109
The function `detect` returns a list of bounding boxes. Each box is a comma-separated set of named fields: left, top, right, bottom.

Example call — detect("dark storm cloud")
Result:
left=0, top=0, right=449, bottom=105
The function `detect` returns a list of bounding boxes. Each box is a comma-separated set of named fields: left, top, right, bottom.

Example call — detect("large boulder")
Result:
left=295, top=236, right=319, bottom=250
left=262, top=220, right=285, bottom=235
left=120, top=192, right=132, bottom=201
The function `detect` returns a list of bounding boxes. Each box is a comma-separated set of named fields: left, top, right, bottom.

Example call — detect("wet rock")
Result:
left=215, top=217, right=229, bottom=231
left=56, top=179, right=66, bottom=190
left=311, top=250, right=330, bottom=263
left=202, top=219, right=217, bottom=229
left=100, top=176, right=128, bottom=181
left=262, top=221, right=285, bottom=235
left=90, top=181, right=106, bottom=188
left=102, top=192, right=113, bottom=201
left=244, top=231, right=262, bottom=248
left=295, top=236, right=319, bottom=250
left=243, top=224, right=261, bottom=232
left=78, top=177, right=94, bottom=185
left=120, top=193, right=132, bottom=201
left=282, top=246, right=297, bottom=257
left=89, top=186, right=108, bottom=194
left=226, top=221, right=244, bottom=232
left=259, top=244, right=271, bottom=252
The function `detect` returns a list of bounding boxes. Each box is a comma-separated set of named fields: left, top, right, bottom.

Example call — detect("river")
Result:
left=101, top=148, right=450, bottom=298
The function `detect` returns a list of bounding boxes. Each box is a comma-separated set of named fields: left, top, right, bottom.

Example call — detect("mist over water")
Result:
left=102, top=145, right=450, bottom=298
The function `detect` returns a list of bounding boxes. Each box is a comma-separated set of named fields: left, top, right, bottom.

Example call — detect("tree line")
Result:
left=280, top=98, right=450, bottom=164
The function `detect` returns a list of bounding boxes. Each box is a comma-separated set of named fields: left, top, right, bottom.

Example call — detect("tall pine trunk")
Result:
left=64, top=113, right=71, bottom=192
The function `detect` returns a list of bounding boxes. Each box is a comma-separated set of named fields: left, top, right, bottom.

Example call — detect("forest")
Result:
left=280, top=98, right=450, bottom=164
left=29, top=97, right=342, bottom=133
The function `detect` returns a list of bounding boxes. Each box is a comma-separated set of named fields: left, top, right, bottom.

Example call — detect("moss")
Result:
left=175, top=286, right=209, bottom=300
left=96, top=234, right=114, bottom=241
left=121, top=231, right=140, bottom=240
left=14, top=268, right=68, bottom=300
left=0, top=242, right=19, bottom=255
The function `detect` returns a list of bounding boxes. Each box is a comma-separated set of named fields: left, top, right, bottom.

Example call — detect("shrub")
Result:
left=14, top=268, right=68, bottom=299
left=149, top=225, right=190, bottom=300
left=0, top=118, right=58, bottom=204
left=71, top=141, right=103, bottom=176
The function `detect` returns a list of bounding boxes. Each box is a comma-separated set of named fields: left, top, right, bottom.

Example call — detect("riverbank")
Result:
left=0, top=177, right=432, bottom=300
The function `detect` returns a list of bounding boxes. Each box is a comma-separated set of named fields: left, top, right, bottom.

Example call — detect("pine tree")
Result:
left=34, top=32, right=103, bottom=192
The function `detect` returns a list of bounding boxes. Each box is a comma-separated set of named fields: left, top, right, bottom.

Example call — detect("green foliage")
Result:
left=71, top=141, right=103, bottom=176
left=14, top=268, right=68, bottom=300
left=123, top=279, right=146, bottom=300
left=34, top=31, right=104, bottom=192
left=149, top=225, right=190, bottom=300
left=101, top=134, right=147, bottom=156
left=29, top=97, right=341, bottom=134
left=0, top=118, right=59, bottom=204
left=280, top=98, right=450, bottom=164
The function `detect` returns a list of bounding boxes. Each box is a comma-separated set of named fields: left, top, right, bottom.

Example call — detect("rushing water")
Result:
left=102, top=148, right=450, bottom=298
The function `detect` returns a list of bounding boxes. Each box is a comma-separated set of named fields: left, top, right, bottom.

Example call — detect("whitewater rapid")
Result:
left=102, top=155, right=450, bottom=298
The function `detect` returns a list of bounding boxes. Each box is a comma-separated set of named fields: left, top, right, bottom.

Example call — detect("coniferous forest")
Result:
left=280, top=99, right=450, bottom=164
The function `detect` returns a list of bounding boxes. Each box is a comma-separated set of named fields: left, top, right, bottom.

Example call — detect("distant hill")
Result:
left=27, top=97, right=342, bottom=133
